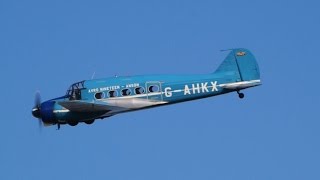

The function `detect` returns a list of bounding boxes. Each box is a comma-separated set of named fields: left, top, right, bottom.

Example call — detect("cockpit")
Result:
left=66, top=81, right=85, bottom=100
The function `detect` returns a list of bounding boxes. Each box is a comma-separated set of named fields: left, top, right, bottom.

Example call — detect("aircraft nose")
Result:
left=32, top=92, right=57, bottom=127
left=31, top=100, right=56, bottom=123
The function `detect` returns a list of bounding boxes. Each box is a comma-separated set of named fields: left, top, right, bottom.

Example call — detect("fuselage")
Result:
left=51, top=73, right=260, bottom=124
left=32, top=48, right=261, bottom=128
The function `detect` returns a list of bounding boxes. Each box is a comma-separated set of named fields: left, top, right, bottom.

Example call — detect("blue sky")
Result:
left=1, top=0, right=319, bottom=179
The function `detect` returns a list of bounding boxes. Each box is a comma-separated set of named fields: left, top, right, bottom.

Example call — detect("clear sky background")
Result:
left=1, top=0, right=319, bottom=179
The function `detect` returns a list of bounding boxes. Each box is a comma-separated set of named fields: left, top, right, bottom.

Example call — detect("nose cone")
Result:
left=32, top=107, right=41, bottom=119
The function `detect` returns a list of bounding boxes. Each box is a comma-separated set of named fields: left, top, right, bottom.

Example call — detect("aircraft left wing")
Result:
left=58, top=98, right=167, bottom=113
left=58, top=101, right=121, bottom=112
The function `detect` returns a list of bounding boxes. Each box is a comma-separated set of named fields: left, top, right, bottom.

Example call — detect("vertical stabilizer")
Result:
left=214, top=48, right=260, bottom=81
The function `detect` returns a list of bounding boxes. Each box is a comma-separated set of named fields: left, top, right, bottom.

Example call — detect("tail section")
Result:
left=214, top=48, right=260, bottom=81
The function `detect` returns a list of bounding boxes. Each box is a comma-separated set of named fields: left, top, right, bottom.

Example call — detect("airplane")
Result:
left=32, top=48, right=261, bottom=129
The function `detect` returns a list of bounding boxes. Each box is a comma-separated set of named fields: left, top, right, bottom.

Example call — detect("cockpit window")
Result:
left=66, top=81, right=85, bottom=100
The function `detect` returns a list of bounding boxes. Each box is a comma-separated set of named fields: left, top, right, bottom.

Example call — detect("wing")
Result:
left=58, top=101, right=121, bottom=112
left=219, top=80, right=261, bottom=90
left=58, top=98, right=168, bottom=113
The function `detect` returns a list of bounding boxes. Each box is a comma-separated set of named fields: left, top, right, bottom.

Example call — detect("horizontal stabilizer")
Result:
left=219, top=80, right=261, bottom=90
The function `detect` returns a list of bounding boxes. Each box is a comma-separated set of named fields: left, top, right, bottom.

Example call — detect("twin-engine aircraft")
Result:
left=32, top=48, right=261, bottom=129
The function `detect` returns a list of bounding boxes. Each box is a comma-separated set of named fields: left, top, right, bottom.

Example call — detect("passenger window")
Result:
left=108, top=90, right=118, bottom=98
left=135, top=87, right=145, bottom=94
left=121, top=89, right=131, bottom=96
left=95, top=92, right=105, bottom=99
left=148, top=85, right=159, bottom=93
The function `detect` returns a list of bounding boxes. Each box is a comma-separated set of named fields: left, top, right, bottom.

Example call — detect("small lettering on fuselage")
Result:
left=88, top=88, right=99, bottom=93
left=88, top=85, right=120, bottom=93
left=99, top=85, right=120, bottom=91
left=126, top=83, right=140, bottom=88
left=88, top=83, right=140, bottom=93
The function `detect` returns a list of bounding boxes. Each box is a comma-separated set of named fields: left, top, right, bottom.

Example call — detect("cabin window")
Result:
left=121, top=89, right=131, bottom=96
left=108, top=90, right=118, bottom=98
left=95, top=92, right=105, bottom=99
left=148, top=85, right=160, bottom=93
left=135, top=87, right=145, bottom=94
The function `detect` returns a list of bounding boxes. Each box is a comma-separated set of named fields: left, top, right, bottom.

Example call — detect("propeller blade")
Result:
left=38, top=118, right=43, bottom=132
left=35, top=91, right=41, bottom=108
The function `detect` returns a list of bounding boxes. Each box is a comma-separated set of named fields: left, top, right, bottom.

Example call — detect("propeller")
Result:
left=32, top=91, right=43, bottom=129
left=32, top=91, right=61, bottom=130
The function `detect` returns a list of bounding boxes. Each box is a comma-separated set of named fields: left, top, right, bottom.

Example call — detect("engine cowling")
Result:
left=40, top=101, right=55, bottom=123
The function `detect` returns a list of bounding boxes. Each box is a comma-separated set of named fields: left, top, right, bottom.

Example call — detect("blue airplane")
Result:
left=32, top=48, right=261, bottom=129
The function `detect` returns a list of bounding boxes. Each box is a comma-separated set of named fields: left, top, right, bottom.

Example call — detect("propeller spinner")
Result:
left=32, top=91, right=44, bottom=128
left=32, top=92, right=41, bottom=118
